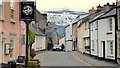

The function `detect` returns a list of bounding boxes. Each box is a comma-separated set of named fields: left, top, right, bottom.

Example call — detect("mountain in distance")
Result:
left=42, top=8, right=88, bottom=15
left=43, top=8, right=88, bottom=38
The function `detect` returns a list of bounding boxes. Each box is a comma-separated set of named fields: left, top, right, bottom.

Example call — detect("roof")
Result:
left=99, top=8, right=116, bottom=19
left=30, top=21, right=45, bottom=36
left=77, top=11, right=103, bottom=27
left=90, top=8, right=116, bottom=23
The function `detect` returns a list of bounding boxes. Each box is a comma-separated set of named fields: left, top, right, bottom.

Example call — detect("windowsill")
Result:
left=0, top=17, right=4, bottom=22
left=107, top=56, right=114, bottom=58
left=10, top=19, right=15, bottom=24
left=95, top=29, right=98, bottom=30
left=106, top=31, right=112, bottom=34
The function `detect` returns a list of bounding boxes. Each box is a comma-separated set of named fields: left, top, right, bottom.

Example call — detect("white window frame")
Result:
left=10, top=34, right=16, bottom=60
left=10, top=0, right=15, bottom=22
left=95, top=21, right=98, bottom=30
left=0, top=0, right=3, bottom=20
left=92, top=40, right=94, bottom=48
left=107, top=40, right=114, bottom=55
left=108, top=18, right=113, bottom=32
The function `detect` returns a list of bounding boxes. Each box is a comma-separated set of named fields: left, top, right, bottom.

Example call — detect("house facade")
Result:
left=90, top=3, right=117, bottom=62
left=90, top=7, right=117, bottom=61
left=65, top=24, right=73, bottom=51
left=77, top=17, right=90, bottom=54
left=0, top=1, right=21, bottom=63
left=76, top=5, right=104, bottom=54
left=30, top=10, right=47, bottom=51
left=72, top=22, right=77, bottom=51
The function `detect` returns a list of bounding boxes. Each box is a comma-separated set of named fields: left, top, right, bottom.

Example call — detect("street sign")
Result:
left=20, top=1, right=35, bottom=20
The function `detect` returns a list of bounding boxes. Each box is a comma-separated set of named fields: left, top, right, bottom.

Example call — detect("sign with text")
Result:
left=20, top=1, right=35, bottom=20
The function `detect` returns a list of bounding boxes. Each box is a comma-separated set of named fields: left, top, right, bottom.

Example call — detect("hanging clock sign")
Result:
left=20, top=1, right=35, bottom=20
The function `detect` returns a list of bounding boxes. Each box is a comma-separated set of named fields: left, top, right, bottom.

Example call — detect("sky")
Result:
left=35, top=0, right=116, bottom=12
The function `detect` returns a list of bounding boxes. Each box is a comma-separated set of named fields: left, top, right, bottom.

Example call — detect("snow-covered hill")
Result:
left=43, top=9, right=88, bottom=38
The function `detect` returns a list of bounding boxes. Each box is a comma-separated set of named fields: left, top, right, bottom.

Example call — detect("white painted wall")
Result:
left=32, top=36, right=46, bottom=51
left=65, top=24, right=73, bottom=51
left=98, top=17, right=115, bottom=60
left=90, top=20, right=98, bottom=56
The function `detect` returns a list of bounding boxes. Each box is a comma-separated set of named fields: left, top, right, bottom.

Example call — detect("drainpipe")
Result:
left=115, top=6, right=118, bottom=63
left=89, top=21, right=91, bottom=55
left=97, top=20, right=99, bottom=58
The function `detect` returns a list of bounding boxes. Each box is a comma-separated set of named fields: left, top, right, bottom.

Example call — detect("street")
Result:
left=34, top=51, right=119, bottom=66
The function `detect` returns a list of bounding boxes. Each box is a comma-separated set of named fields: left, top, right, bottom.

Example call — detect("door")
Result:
left=102, top=41, right=105, bottom=59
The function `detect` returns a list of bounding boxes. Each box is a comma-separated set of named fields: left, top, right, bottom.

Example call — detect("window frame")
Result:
left=10, top=0, right=15, bottom=23
left=107, top=40, right=114, bottom=55
left=0, top=0, right=3, bottom=20
left=108, top=18, right=113, bottom=32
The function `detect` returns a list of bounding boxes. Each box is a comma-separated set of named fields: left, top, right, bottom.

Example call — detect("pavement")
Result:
left=72, top=51, right=119, bottom=66
left=34, top=51, right=120, bottom=67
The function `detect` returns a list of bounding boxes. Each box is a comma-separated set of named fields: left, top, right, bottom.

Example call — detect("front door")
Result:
left=102, top=41, right=105, bottom=59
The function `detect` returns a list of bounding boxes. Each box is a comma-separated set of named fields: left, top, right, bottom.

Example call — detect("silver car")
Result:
left=53, top=45, right=62, bottom=51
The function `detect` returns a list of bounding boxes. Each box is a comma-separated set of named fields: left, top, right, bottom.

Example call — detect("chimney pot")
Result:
left=113, top=3, right=115, bottom=5
left=107, top=3, right=109, bottom=5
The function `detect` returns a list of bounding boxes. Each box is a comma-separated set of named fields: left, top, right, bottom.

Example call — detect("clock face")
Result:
left=22, top=5, right=33, bottom=16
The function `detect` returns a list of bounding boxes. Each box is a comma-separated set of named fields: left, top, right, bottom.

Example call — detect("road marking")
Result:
left=71, top=52, right=96, bottom=66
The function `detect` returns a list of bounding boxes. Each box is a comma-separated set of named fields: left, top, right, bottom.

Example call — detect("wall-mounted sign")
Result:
left=20, top=1, right=35, bottom=20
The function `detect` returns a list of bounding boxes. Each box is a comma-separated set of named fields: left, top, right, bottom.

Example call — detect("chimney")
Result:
left=103, top=3, right=116, bottom=12
left=89, top=7, right=96, bottom=15
left=96, top=4, right=104, bottom=12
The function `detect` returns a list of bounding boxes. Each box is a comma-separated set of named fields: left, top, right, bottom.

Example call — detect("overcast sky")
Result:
left=36, top=0, right=116, bottom=12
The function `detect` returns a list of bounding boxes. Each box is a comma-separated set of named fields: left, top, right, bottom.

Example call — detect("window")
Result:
left=95, top=21, right=98, bottom=30
left=91, top=23, right=93, bottom=31
left=10, top=9, right=14, bottom=20
left=10, top=0, right=15, bottom=21
left=0, top=0, right=3, bottom=19
left=107, top=41, right=113, bottom=55
left=10, top=39, right=14, bottom=58
left=92, top=40, right=94, bottom=48
left=108, top=18, right=112, bottom=31
left=10, top=34, right=16, bottom=59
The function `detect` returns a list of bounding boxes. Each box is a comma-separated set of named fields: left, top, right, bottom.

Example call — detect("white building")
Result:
left=65, top=24, right=73, bottom=51
left=90, top=12, right=104, bottom=56
left=90, top=8, right=117, bottom=61
left=30, top=10, right=47, bottom=51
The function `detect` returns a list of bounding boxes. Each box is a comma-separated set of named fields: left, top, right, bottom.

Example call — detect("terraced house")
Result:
left=0, top=0, right=26, bottom=64
left=90, top=3, right=119, bottom=62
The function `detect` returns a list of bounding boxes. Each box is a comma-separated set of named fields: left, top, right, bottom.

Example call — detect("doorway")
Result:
left=102, top=41, right=105, bottom=59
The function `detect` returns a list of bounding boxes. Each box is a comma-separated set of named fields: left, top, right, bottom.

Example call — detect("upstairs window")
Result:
left=0, top=0, right=3, bottom=19
left=108, top=18, right=112, bottom=31
left=10, top=0, right=15, bottom=21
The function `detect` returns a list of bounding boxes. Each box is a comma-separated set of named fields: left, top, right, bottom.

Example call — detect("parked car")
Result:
left=53, top=45, right=62, bottom=51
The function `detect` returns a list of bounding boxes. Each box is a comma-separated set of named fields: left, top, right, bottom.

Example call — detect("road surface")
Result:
left=34, top=51, right=119, bottom=67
